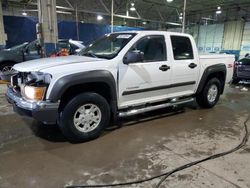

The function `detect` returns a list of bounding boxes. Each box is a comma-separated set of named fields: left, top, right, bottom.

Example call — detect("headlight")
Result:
left=22, top=86, right=47, bottom=101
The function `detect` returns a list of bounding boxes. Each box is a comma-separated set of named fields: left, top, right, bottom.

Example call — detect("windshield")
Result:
left=80, top=33, right=136, bottom=59
left=8, top=42, right=29, bottom=50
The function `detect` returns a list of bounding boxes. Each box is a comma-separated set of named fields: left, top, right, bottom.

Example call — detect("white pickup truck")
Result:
left=6, top=31, right=234, bottom=142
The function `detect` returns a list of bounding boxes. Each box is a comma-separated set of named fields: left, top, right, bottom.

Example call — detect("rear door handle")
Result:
left=189, top=63, right=197, bottom=69
left=159, top=65, right=170, bottom=71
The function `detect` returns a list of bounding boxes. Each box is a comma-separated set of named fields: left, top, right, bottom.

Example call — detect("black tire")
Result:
left=59, top=92, right=110, bottom=142
left=196, top=78, right=221, bottom=109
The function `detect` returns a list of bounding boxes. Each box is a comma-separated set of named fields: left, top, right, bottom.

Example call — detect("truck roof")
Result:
left=113, top=30, right=192, bottom=37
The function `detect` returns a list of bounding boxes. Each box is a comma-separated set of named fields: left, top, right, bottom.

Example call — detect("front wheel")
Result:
left=196, top=78, right=221, bottom=108
left=59, top=92, right=110, bottom=142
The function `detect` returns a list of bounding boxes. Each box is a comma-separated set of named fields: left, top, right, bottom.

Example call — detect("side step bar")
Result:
left=118, top=98, right=194, bottom=117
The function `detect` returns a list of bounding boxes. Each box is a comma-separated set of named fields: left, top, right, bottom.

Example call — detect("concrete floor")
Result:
left=0, top=84, right=249, bottom=188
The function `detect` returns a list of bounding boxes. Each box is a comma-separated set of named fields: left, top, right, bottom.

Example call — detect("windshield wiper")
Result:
left=82, top=52, right=98, bottom=58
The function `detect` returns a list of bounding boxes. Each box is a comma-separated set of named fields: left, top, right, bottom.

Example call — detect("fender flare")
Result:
left=48, top=70, right=117, bottom=112
left=196, top=64, right=227, bottom=95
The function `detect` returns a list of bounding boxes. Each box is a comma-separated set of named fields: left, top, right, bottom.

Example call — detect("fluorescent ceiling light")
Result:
left=22, top=11, right=27, bottom=16
left=97, top=15, right=103, bottom=20
left=165, top=22, right=182, bottom=26
left=216, top=10, right=222, bottom=14
left=216, top=6, right=222, bottom=14
left=130, top=7, right=136, bottom=11
left=167, top=0, right=173, bottom=2
left=56, top=10, right=72, bottom=14
left=179, top=12, right=183, bottom=19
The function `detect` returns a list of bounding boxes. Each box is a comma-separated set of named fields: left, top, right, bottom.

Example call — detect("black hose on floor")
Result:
left=66, top=115, right=250, bottom=188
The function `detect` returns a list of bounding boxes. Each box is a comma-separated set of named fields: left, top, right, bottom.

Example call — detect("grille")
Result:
left=237, top=65, right=250, bottom=78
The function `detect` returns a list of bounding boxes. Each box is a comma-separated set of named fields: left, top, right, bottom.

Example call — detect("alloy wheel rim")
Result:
left=73, top=104, right=102, bottom=133
left=207, top=84, right=218, bottom=103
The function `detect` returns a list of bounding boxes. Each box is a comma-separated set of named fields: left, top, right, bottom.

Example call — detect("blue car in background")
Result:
left=0, top=39, right=85, bottom=72
left=233, top=54, right=250, bottom=84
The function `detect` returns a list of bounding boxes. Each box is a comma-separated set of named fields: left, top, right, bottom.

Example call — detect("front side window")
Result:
left=81, top=33, right=136, bottom=59
left=131, top=35, right=166, bottom=62
left=171, top=36, right=194, bottom=60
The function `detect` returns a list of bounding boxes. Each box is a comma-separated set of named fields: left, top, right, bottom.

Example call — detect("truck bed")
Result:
left=199, top=54, right=235, bottom=83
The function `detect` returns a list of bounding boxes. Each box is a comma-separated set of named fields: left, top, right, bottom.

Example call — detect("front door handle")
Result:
left=159, top=65, right=170, bottom=71
left=189, top=63, right=197, bottom=69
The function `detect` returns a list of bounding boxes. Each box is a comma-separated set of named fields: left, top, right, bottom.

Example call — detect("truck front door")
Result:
left=118, top=35, right=172, bottom=108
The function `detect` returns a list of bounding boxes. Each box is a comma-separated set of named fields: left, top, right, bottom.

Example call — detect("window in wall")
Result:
left=171, top=36, right=194, bottom=60
left=132, top=35, right=166, bottom=62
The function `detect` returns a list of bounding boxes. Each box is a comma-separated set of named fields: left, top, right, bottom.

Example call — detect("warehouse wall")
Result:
left=3, top=16, right=143, bottom=48
left=240, top=22, right=250, bottom=58
left=197, top=24, right=224, bottom=53
left=169, top=21, right=250, bottom=60
left=222, top=21, right=244, bottom=50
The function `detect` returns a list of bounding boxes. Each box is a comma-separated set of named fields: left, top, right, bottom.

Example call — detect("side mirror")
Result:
left=123, top=50, right=144, bottom=64
left=245, top=53, right=249, bottom=58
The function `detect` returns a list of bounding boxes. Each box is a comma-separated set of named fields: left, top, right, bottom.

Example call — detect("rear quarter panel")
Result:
left=199, top=54, right=235, bottom=83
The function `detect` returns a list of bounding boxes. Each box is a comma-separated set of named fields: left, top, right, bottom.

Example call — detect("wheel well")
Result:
left=206, top=71, right=226, bottom=94
left=1, top=61, right=17, bottom=65
left=58, top=82, right=114, bottom=112
left=0, top=61, right=17, bottom=69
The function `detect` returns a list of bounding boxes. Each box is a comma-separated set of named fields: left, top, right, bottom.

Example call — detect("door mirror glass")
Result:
left=123, top=50, right=144, bottom=64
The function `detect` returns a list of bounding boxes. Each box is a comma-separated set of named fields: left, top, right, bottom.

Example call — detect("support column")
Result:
left=38, top=0, right=58, bottom=56
left=0, top=0, right=6, bottom=49
left=182, top=0, right=187, bottom=33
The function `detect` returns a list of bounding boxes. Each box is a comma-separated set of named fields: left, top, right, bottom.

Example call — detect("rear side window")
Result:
left=132, top=35, right=166, bottom=62
left=171, top=36, right=194, bottom=60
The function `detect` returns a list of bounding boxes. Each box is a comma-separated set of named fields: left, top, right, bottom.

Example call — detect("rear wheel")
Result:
left=59, top=92, right=110, bottom=142
left=196, top=78, right=221, bottom=108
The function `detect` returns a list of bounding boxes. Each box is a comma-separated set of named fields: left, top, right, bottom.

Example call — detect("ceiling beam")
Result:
left=100, top=0, right=110, bottom=13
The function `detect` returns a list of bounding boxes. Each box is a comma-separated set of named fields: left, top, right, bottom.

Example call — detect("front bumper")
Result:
left=6, top=87, right=59, bottom=124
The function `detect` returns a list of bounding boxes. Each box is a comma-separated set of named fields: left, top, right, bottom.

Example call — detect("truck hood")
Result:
left=13, top=55, right=103, bottom=72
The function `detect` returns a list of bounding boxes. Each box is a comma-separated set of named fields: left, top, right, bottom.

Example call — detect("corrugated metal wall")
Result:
left=169, top=21, right=250, bottom=60
left=222, top=21, right=244, bottom=50
left=197, top=24, right=224, bottom=53
left=240, top=22, right=250, bottom=58
left=187, top=25, right=199, bottom=44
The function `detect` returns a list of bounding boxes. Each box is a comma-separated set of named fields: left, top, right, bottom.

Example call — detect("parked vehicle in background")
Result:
left=6, top=31, right=234, bottom=142
left=232, top=54, right=250, bottom=84
left=52, top=39, right=85, bottom=56
left=0, top=40, right=41, bottom=72
left=0, top=39, right=85, bottom=71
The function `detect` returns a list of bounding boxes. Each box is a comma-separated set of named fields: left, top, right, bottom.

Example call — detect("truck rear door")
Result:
left=168, top=35, right=200, bottom=97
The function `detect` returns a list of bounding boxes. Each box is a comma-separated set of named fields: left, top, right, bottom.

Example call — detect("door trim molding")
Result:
left=122, top=81, right=196, bottom=96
